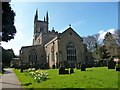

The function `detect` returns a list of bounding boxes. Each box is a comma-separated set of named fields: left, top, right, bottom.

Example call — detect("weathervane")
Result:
left=69, top=24, right=71, bottom=27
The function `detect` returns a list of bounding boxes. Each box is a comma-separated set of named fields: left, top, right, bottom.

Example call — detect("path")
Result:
left=0, top=68, right=25, bottom=90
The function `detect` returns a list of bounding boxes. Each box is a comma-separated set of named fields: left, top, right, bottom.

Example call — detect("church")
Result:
left=19, top=10, right=93, bottom=69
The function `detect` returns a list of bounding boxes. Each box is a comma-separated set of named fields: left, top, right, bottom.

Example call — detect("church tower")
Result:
left=33, top=9, right=49, bottom=45
left=33, top=9, right=38, bottom=41
left=46, top=11, right=49, bottom=31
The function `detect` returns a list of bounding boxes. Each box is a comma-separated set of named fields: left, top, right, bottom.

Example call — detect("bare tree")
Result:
left=83, top=35, right=97, bottom=52
left=114, top=30, right=120, bottom=46
left=103, top=32, right=119, bottom=58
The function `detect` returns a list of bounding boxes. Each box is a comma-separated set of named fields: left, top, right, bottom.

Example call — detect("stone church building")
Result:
left=20, top=10, right=93, bottom=69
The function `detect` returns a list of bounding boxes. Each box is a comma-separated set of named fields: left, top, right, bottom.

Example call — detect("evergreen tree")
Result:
left=2, top=47, right=15, bottom=67
left=2, top=2, right=16, bottom=42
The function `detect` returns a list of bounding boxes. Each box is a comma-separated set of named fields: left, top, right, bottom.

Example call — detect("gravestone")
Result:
left=20, top=68, right=23, bottom=73
left=70, top=68, right=74, bottom=74
left=52, top=65, right=55, bottom=69
left=59, top=67, right=65, bottom=74
left=81, top=63, right=86, bottom=71
left=116, top=67, right=120, bottom=71
left=64, top=70, right=69, bottom=74
left=116, top=63, right=120, bottom=71
left=108, top=60, right=116, bottom=69
left=59, top=67, right=69, bottom=74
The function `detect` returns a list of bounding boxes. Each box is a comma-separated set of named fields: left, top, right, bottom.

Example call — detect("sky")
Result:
left=2, top=1, right=118, bottom=55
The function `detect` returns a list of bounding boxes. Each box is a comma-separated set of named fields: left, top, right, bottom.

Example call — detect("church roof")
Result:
left=21, top=44, right=43, bottom=49
left=58, top=27, right=83, bottom=41
left=44, top=26, right=83, bottom=47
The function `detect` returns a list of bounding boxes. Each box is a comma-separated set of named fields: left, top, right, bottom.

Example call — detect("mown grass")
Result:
left=13, top=67, right=119, bottom=89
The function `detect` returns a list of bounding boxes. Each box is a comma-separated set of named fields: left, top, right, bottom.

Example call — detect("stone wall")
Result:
left=34, top=30, right=59, bottom=46
left=20, top=45, right=46, bottom=68
left=45, top=37, right=58, bottom=68
left=58, top=27, right=85, bottom=68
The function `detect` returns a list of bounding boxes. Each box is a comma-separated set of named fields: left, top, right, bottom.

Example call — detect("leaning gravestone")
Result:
left=116, top=63, right=120, bottom=71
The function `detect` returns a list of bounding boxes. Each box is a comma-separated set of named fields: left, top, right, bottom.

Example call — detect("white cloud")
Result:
left=98, top=28, right=116, bottom=41
left=107, top=28, right=115, bottom=34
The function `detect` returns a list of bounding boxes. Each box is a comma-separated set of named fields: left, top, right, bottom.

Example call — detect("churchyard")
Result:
left=13, top=67, right=119, bottom=89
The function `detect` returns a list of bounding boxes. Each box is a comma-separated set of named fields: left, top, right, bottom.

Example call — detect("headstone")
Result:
left=108, top=60, right=116, bottom=69
left=59, top=67, right=65, bottom=74
left=70, top=68, right=74, bottom=74
left=64, top=70, right=69, bottom=74
left=81, top=63, right=86, bottom=71
left=116, top=67, right=120, bottom=71
left=116, top=63, right=120, bottom=71
left=59, top=67, right=69, bottom=74
left=20, top=68, right=23, bottom=73
left=52, top=65, right=55, bottom=69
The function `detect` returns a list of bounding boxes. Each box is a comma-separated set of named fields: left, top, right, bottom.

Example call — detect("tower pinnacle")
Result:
left=46, top=11, right=49, bottom=23
left=44, top=16, right=45, bottom=22
left=34, top=9, right=38, bottom=21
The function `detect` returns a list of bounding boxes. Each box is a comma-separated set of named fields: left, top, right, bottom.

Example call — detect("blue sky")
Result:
left=2, top=2, right=118, bottom=55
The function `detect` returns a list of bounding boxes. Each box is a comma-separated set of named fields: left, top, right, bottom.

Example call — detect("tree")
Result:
left=83, top=35, right=97, bottom=52
left=98, top=45, right=109, bottom=59
left=2, top=47, right=15, bottom=67
left=103, top=32, right=118, bottom=58
left=114, top=30, right=120, bottom=58
left=115, top=30, right=120, bottom=46
left=2, top=2, right=16, bottom=42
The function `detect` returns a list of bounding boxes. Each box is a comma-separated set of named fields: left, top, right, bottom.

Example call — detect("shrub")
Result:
left=27, top=69, right=48, bottom=83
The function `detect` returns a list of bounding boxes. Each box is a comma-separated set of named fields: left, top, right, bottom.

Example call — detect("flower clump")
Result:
left=27, top=68, right=48, bottom=83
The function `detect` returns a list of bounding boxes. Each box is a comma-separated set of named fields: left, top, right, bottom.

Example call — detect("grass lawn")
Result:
left=13, top=67, right=119, bottom=89
left=0, top=73, right=2, bottom=76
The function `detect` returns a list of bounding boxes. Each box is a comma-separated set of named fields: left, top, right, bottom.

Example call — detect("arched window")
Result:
left=51, top=46, right=54, bottom=62
left=29, top=50, right=37, bottom=64
left=67, top=42, right=76, bottom=61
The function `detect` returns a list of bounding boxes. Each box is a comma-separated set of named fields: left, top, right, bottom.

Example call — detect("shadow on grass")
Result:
left=21, top=82, right=32, bottom=87
left=60, top=88, right=85, bottom=90
left=21, top=78, right=50, bottom=87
